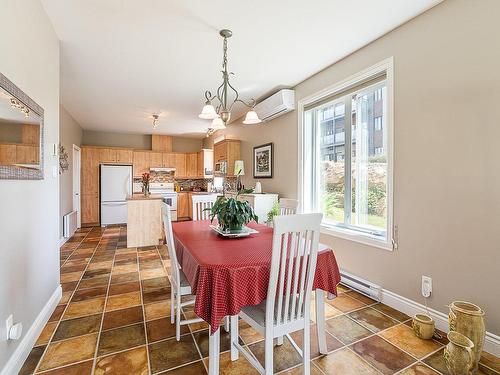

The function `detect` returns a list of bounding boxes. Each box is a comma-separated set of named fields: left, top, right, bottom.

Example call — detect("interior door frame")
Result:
left=72, top=144, right=81, bottom=228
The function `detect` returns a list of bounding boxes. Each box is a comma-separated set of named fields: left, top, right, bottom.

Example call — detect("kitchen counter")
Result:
left=127, top=194, right=164, bottom=201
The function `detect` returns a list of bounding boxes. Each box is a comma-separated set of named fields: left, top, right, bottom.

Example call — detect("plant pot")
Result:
left=448, top=301, right=485, bottom=372
left=444, top=331, right=475, bottom=375
left=412, top=314, right=435, bottom=340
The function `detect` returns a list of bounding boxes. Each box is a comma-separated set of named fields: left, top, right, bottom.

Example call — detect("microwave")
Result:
left=214, top=160, right=227, bottom=175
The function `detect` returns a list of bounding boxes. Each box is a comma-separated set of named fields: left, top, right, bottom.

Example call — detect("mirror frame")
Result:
left=0, top=72, right=44, bottom=180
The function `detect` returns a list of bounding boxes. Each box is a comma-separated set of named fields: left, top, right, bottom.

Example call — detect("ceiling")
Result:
left=41, top=0, right=441, bottom=138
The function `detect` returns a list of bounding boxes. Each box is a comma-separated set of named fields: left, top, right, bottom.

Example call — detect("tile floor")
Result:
left=20, top=226, right=500, bottom=375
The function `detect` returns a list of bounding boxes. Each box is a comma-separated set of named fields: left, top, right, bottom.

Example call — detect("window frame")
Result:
left=297, top=57, right=394, bottom=251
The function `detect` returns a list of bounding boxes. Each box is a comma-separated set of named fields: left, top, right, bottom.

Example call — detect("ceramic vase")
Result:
left=448, top=301, right=486, bottom=372
left=444, top=331, right=474, bottom=375
left=412, top=313, right=435, bottom=340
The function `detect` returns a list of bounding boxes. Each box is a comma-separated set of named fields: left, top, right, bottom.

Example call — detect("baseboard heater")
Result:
left=63, top=210, right=78, bottom=238
left=340, top=269, right=382, bottom=301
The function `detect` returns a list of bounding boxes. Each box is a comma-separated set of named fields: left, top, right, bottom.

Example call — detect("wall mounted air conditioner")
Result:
left=253, top=89, right=295, bottom=123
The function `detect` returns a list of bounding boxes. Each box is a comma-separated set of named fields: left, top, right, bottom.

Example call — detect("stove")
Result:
left=149, top=182, right=178, bottom=221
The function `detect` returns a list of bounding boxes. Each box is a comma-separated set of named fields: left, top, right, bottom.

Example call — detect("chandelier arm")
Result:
left=232, top=98, right=257, bottom=109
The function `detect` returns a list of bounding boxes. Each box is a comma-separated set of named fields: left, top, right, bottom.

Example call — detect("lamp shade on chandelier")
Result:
left=199, top=29, right=261, bottom=135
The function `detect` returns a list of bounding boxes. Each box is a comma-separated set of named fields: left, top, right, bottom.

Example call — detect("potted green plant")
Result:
left=266, top=201, right=280, bottom=227
left=209, top=189, right=259, bottom=231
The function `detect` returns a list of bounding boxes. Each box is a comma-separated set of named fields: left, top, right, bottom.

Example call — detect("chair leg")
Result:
left=170, top=288, right=175, bottom=324
left=315, top=289, right=328, bottom=354
left=264, top=336, right=274, bottom=375
left=277, top=336, right=284, bottom=345
left=176, top=292, right=181, bottom=341
left=223, top=316, right=230, bottom=332
left=303, top=324, right=311, bottom=375
left=230, top=315, right=239, bottom=361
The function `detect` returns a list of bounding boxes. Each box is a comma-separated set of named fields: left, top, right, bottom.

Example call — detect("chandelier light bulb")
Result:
left=242, top=110, right=262, bottom=125
left=211, top=116, right=226, bottom=130
left=152, top=114, right=159, bottom=129
left=198, top=102, right=217, bottom=119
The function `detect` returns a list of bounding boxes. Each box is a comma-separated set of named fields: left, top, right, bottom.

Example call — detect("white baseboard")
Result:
left=1, top=285, right=62, bottom=375
left=59, top=236, right=68, bottom=247
left=380, top=288, right=500, bottom=357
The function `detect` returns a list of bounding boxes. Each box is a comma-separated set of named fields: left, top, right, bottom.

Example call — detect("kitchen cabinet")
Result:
left=177, top=192, right=189, bottom=218
left=82, top=147, right=100, bottom=195
left=197, top=149, right=213, bottom=178
left=174, top=153, right=187, bottom=178
left=213, top=142, right=226, bottom=163
left=133, top=151, right=150, bottom=177
left=15, top=144, right=39, bottom=164
left=150, top=152, right=163, bottom=168
left=116, top=149, right=133, bottom=163
left=0, top=144, right=16, bottom=164
left=186, top=153, right=198, bottom=178
left=21, top=125, right=39, bottom=145
left=213, top=140, right=241, bottom=177
left=162, top=152, right=175, bottom=168
left=152, top=135, right=173, bottom=152
left=99, top=148, right=117, bottom=163
left=82, top=193, right=99, bottom=225
left=225, top=192, right=278, bottom=224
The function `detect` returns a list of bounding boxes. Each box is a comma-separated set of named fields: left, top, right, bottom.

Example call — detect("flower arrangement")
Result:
left=142, top=172, right=150, bottom=196
left=209, top=189, right=258, bottom=231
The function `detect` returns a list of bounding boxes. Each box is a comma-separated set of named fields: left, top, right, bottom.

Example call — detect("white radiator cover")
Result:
left=340, top=269, right=382, bottom=301
left=63, top=210, right=78, bottom=238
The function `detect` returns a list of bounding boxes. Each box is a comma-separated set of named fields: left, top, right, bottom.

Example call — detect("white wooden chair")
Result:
left=279, top=198, right=299, bottom=215
left=162, top=203, right=204, bottom=340
left=230, top=213, right=323, bottom=375
left=192, top=194, right=218, bottom=221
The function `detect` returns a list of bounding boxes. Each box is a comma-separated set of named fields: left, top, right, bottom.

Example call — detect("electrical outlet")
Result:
left=422, top=276, right=432, bottom=298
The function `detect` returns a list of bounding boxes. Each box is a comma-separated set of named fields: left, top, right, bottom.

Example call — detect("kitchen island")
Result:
left=127, top=194, right=164, bottom=247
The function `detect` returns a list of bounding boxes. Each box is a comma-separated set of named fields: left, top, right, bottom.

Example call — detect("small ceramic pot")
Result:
left=444, top=331, right=474, bottom=375
left=412, top=313, right=435, bottom=340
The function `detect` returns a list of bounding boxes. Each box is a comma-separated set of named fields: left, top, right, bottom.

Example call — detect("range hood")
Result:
left=150, top=167, right=176, bottom=173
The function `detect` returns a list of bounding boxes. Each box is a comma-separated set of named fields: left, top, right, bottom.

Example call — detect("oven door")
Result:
left=163, top=195, right=177, bottom=210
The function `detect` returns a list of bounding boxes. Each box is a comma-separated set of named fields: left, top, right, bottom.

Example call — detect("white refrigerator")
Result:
left=100, top=164, right=132, bottom=225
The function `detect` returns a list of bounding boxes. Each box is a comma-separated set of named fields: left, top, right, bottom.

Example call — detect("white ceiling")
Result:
left=41, top=0, right=441, bottom=138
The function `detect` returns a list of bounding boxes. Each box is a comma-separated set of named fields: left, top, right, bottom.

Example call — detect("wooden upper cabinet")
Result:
left=81, top=147, right=100, bottom=195
left=133, top=151, right=150, bottom=177
left=186, top=153, right=197, bottom=177
left=150, top=152, right=163, bottom=168
left=174, top=153, right=186, bottom=178
left=212, top=140, right=241, bottom=176
left=0, top=144, right=16, bottom=164
left=152, top=135, right=173, bottom=152
left=116, top=149, right=133, bottom=163
left=162, top=152, right=175, bottom=168
left=21, top=125, right=39, bottom=145
left=197, top=149, right=213, bottom=178
left=213, top=142, right=226, bottom=162
left=99, top=148, right=117, bottom=163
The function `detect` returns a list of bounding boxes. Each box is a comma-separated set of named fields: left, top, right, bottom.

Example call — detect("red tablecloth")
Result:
left=172, top=220, right=341, bottom=334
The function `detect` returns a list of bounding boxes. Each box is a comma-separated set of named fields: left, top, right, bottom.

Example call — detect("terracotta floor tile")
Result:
left=37, top=334, right=97, bottom=372
left=310, top=299, right=342, bottom=322
left=60, top=264, right=87, bottom=273
left=238, top=320, right=264, bottom=345
left=351, top=335, right=416, bottom=375
left=36, top=360, right=93, bottom=375
left=325, top=315, right=372, bottom=345
left=380, top=324, right=442, bottom=359
left=327, top=294, right=367, bottom=313
left=346, top=291, right=377, bottom=305
left=35, top=322, right=58, bottom=346
left=278, top=364, right=324, bottom=375
left=63, top=297, right=105, bottom=320
left=52, top=314, right=101, bottom=341
left=480, top=351, right=500, bottom=373
left=108, top=281, right=140, bottom=296
left=82, top=269, right=110, bottom=279
left=163, top=360, right=207, bottom=374
left=398, top=363, right=441, bottom=375
left=71, top=286, right=107, bottom=302
left=141, top=276, right=170, bottom=292
left=139, top=260, right=163, bottom=270
left=203, top=351, right=258, bottom=375
left=289, top=324, right=344, bottom=358
left=112, top=263, right=139, bottom=275
left=144, top=300, right=171, bottom=321
left=105, top=291, right=141, bottom=311
left=313, top=347, right=380, bottom=375
left=60, top=271, right=83, bottom=283
left=142, top=288, right=170, bottom=304
left=94, top=346, right=148, bottom=375
left=59, top=291, right=72, bottom=305
left=86, top=261, right=113, bottom=271
left=148, top=335, right=201, bottom=373
left=77, top=275, right=110, bottom=289
left=97, top=323, right=146, bottom=356
left=249, top=336, right=303, bottom=373
left=61, top=282, right=78, bottom=293
left=19, top=345, right=46, bottom=375
left=192, top=329, right=237, bottom=358
left=48, top=305, right=66, bottom=322
left=140, top=267, right=167, bottom=280
left=349, top=307, right=399, bottom=333
left=182, top=306, right=208, bottom=332
left=146, top=317, right=188, bottom=343
left=336, top=283, right=352, bottom=293
left=102, top=305, right=144, bottom=331
left=110, top=271, right=140, bottom=284
left=372, top=303, right=411, bottom=322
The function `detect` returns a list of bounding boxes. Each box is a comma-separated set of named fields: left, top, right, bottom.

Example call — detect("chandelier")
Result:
left=199, top=29, right=261, bottom=136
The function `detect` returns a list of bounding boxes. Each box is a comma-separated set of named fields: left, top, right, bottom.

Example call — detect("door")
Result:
left=100, top=165, right=132, bottom=202
left=72, top=145, right=81, bottom=228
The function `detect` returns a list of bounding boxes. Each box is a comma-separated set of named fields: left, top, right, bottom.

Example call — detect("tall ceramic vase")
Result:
left=448, top=301, right=485, bottom=373
left=444, top=331, right=475, bottom=375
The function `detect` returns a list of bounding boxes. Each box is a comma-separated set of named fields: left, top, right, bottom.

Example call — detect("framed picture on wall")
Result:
left=253, top=143, right=273, bottom=178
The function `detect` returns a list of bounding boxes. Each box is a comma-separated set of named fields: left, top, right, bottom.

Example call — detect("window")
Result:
left=299, top=59, right=393, bottom=250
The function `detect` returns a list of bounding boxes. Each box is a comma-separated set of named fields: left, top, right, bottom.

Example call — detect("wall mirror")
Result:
left=0, top=73, right=44, bottom=180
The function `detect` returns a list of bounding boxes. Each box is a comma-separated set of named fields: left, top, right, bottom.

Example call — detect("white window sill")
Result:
left=321, top=224, right=393, bottom=251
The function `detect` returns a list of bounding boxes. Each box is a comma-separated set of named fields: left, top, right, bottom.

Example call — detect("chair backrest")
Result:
left=162, top=203, right=181, bottom=288
left=279, top=198, right=299, bottom=215
left=192, top=194, right=218, bottom=221
left=266, top=213, right=323, bottom=328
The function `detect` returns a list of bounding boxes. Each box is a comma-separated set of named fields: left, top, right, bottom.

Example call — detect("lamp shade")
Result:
left=211, top=116, right=226, bottom=130
left=242, top=110, right=262, bottom=125
left=198, top=103, right=217, bottom=119
left=234, top=160, right=245, bottom=176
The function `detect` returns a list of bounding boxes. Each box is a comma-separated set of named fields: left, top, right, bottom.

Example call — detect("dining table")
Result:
left=172, top=220, right=341, bottom=375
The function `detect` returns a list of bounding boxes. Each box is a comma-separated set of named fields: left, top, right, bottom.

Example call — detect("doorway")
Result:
left=72, top=145, right=81, bottom=228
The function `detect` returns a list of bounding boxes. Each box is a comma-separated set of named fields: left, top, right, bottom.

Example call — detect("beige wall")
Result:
left=59, top=106, right=83, bottom=237
left=0, top=0, right=60, bottom=368
left=83, top=130, right=203, bottom=152
left=207, top=0, right=500, bottom=334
